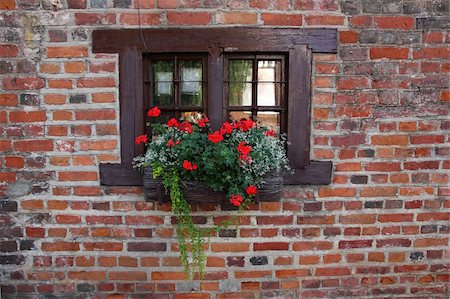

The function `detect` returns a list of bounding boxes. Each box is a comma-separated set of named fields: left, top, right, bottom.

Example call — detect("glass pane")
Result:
left=257, top=60, right=280, bottom=82
left=257, top=111, right=281, bottom=133
left=229, top=60, right=253, bottom=82
left=180, top=60, right=203, bottom=107
left=229, top=82, right=252, bottom=106
left=229, top=111, right=252, bottom=122
left=257, top=82, right=281, bottom=106
left=152, top=60, right=174, bottom=107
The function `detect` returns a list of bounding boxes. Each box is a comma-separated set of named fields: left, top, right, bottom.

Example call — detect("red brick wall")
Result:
left=1, top=0, right=449, bottom=298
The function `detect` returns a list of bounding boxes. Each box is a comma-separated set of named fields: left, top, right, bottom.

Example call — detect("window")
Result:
left=92, top=28, right=337, bottom=186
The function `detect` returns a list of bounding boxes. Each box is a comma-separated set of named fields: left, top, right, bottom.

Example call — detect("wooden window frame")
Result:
left=92, top=28, right=337, bottom=186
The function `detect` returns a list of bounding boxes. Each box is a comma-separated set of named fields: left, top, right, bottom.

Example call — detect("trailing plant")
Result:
left=133, top=106, right=291, bottom=278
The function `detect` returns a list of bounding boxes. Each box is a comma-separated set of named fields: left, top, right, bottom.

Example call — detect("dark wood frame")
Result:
left=224, top=54, right=287, bottom=134
left=92, top=28, right=337, bottom=186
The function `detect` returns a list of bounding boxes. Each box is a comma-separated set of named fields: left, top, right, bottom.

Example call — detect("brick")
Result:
left=216, top=12, right=257, bottom=25
left=410, top=135, right=445, bottom=144
left=0, top=140, right=12, bottom=152
left=2, top=77, right=45, bottom=90
left=5, top=156, right=24, bottom=168
left=339, top=31, right=358, bottom=43
left=47, top=47, right=88, bottom=58
left=318, top=187, right=356, bottom=197
left=339, top=240, right=372, bottom=249
left=84, top=242, right=123, bottom=251
left=126, top=216, right=164, bottom=225
left=75, top=110, right=115, bottom=120
left=262, top=13, right=302, bottom=26
left=254, top=242, right=289, bottom=251
left=275, top=269, right=309, bottom=278
left=340, top=214, right=376, bottom=224
left=77, top=78, right=115, bottom=88
left=167, top=12, right=211, bottom=25
left=151, top=272, right=186, bottom=280
left=59, top=171, right=97, bottom=181
left=298, top=215, right=334, bottom=224
left=0, top=44, right=18, bottom=57
left=0, top=94, right=17, bottom=106
left=377, top=238, right=411, bottom=248
left=305, top=15, right=344, bottom=26
left=404, top=161, right=439, bottom=170
left=370, top=47, right=409, bottom=60
left=64, top=62, right=86, bottom=73
left=316, top=267, right=351, bottom=276
left=378, top=214, right=413, bottom=223
left=42, top=242, right=80, bottom=251
left=119, top=13, right=161, bottom=25
left=75, top=13, right=116, bottom=25
left=68, top=271, right=106, bottom=280
left=371, top=135, right=408, bottom=146
left=92, top=92, right=115, bottom=103
left=13, top=140, right=53, bottom=152
left=128, top=242, right=166, bottom=252
left=55, top=215, right=81, bottom=224
left=293, top=241, right=333, bottom=251
left=110, top=271, right=146, bottom=281
left=67, top=0, right=86, bottom=8
left=375, top=16, right=414, bottom=30
left=0, top=0, right=15, bottom=9
left=211, top=243, right=249, bottom=252
left=413, top=47, right=450, bottom=59
left=361, top=187, right=397, bottom=197
left=44, top=94, right=66, bottom=104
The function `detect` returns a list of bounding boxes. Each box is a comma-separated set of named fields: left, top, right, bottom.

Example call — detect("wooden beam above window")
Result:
left=92, top=28, right=337, bottom=54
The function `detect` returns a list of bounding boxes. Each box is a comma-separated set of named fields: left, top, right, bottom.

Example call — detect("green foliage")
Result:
left=133, top=115, right=291, bottom=279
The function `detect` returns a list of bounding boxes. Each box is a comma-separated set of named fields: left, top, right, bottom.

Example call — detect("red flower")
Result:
left=246, top=185, right=257, bottom=196
left=167, top=118, right=179, bottom=128
left=148, top=107, right=161, bottom=117
left=135, top=134, right=148, bottom=144
left=237, top=141, right=252, bottom=163
left=198, top=116, right=209, bottom=128
left=208, top=131, right=224, bottom=144
left=220, top=122, right=233, bottom=135
left=176, top=140, right=181, bottom=145
left=167, top=139, right=175, bottom=148
left=179, top=122, right=193, bottom=133
left=229, top=194, right=244, bottom=207
left=238, top=119, right=255, bottom=132
left=237, top=141, right=252, bottom=156
left=182, top=160, right=198, bottom=171
left=265, top=130, right=277, bottom=137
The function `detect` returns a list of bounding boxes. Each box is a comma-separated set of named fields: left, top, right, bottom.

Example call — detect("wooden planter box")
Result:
left=143, top=167, right=283, bottom=203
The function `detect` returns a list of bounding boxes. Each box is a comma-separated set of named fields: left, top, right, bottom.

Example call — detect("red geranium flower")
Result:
left=182, top=160, right=198, bottom=171
left=220, top=122, right=233, bottom=135
left=246, top=185, right=257, bottom=196
left=208, top=131, right=224, bottom=144
left=148, top=107, right=161, bottom=117
left=135, top=134, right=148, bottom=144
left=264, top=130, right=277, bottom=137
left=229, top=194, right=244, bottom=207
left=179, top=122, right=193, bottom=133
left=167, top=118, right=179, bottom=128
left=198, top=116, right=209, bottom=128
left=238, top=119, right=255, bottom=132
left=237, top=141, right=252, bottom=156
left=167, top=139, right=175, bottom=148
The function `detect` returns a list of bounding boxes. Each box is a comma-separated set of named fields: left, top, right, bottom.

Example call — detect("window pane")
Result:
left=229, top=111, right=252, bottom=122
left=257, top=60, right=280, bottom=82
left=229, top=60, right=253, bottom=82
left=180, top=60, right=203, bottom=107
left=257, top=82, right=281, bottom=106
left=229, top=82, right=252, bottom=106
left=257, top=111, right=280, bottom=133
left=152, top=60, right=174, bottom=107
